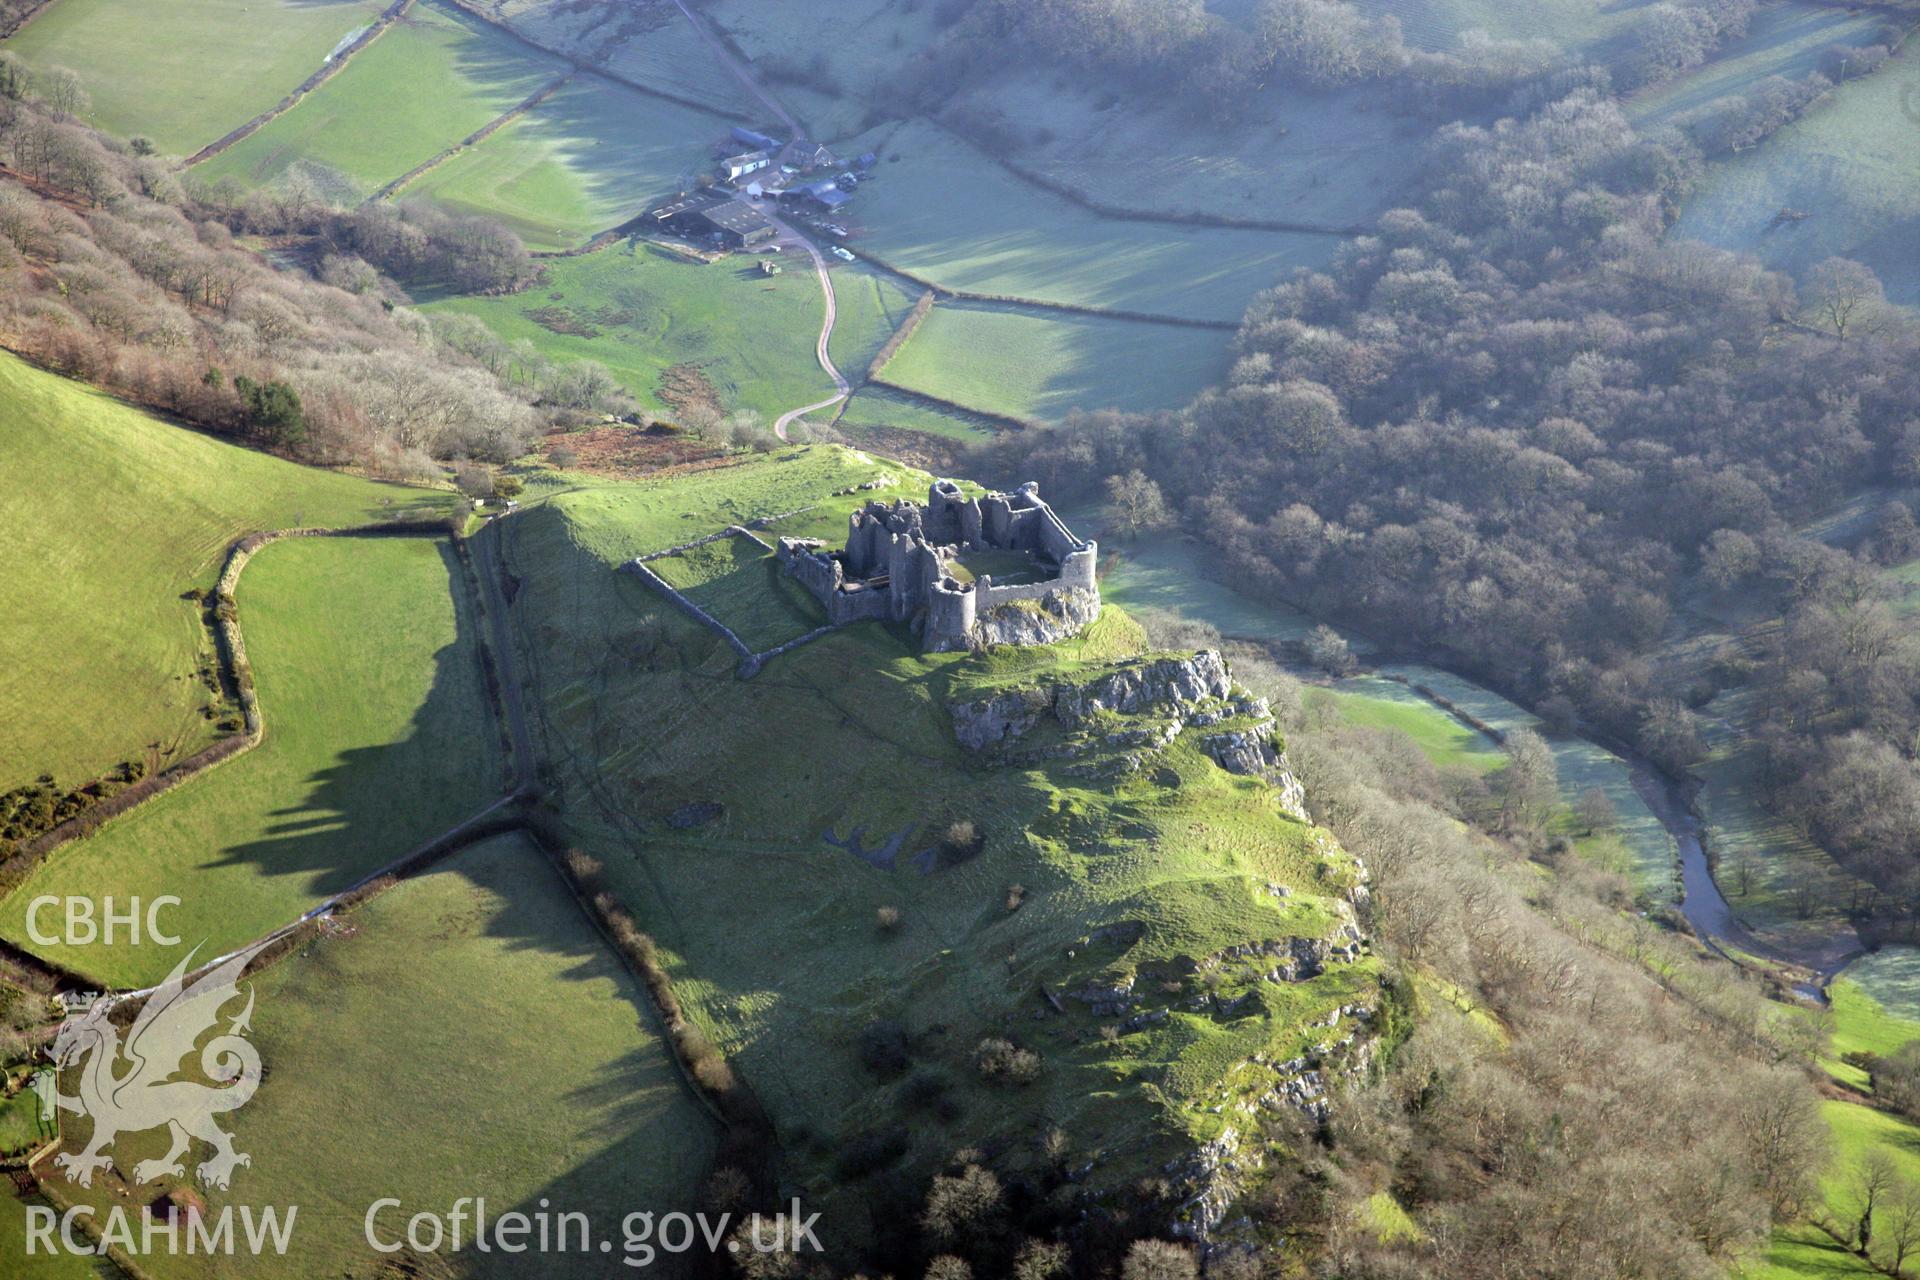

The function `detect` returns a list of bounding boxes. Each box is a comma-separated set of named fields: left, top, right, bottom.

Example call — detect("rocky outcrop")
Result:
left=949, top=685, right=1052, bottom=752
left=1201, top=728, right=1278, bottom=776
left=1053, top=650, right=1231, bottom=725
left=960, top=586, right=1102, bottom=651
left=1199, top=719, right=1310, bottom=822
left=1167, top=1128, right=1252, bottom=1241
left=949, top=650, right=1234, bottom=753
left=945, top=650, right=1324, bottom=813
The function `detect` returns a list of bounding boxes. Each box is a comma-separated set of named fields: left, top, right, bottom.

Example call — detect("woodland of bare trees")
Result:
left=0, top=55, right=631, bottom=473
left=986, top=73, right=1920, bottom=921
left=881, top=0, right=1869, bottom=128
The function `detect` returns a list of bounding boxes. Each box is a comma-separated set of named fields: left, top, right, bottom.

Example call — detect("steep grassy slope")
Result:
left=45, top=832, right=717, bottom=1280
left=0, top=351, right=447, bottom=796
left=1, top=0, right=385, bottom=154
left=493, top=448, right=1380, bottom=1246
left=0, top=535, right=504, bottom=987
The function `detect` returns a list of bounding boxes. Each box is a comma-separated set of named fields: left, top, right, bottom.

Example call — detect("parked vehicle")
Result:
left=831, top=246, right=856, bottom=262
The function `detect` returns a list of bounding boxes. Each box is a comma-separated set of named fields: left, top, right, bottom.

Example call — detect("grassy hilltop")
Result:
left=496, top=446, right=1382, bottom=1242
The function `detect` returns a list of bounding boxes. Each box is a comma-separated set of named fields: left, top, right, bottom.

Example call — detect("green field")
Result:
left=1741, top=978, right=1920, bottom=1279
left=844, top=122, right=1340, bottom=323
left=1094, top=534, right=1334, bottom=646
left=701, top=0, right=1416, bottom=228
left=830, top=385, right=998, bottom=445
left=491, top=448, right=1378, bottom=1242
left=0, top=351, right=446, bottom=796
left=825, top=265, right=924, bottom=383
left=493, top=0, right=755, bottom=117
left=0, top=535, right=504, bottom=987
left=1315, top=677, right=1504, bottom=774
left=1376, top=665, right=1679, bottom=901
left=46, top=833, right=716, bottom=1279
left=979, top=68, right=1418, bottom=232
left=1, top=0, right=385, bottom=155
left=1840, top=948, right=1920, bottom=1025
left=1826, top=949, right=1920, bottom=1089
left=0, top=1192, right=121, bottom=1279
left=702, top=0, right=940, bottom=139
left=402, top=71, right=735, bottom=251
left=196, top=0, right=564, bottom=197
left=1738, top=1222, right=1879, bottom=1280
left=880, top=302, right=1230, bottom=422
left=1670, top=42, right=1920, bottom=305
left=423, top=245, right=850, bottom=420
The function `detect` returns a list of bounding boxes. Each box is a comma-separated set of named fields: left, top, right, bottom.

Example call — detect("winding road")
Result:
left=769, top=224, right=850, bottom=441
left=666, top=0, right=849, bottom=441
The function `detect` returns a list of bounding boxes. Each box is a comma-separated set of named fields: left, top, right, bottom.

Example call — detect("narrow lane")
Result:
left=771, top=219, right=849, bottom=440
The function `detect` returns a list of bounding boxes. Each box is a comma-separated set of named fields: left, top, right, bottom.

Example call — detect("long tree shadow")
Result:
left=0, top=532, right=513, bottom=988
left=207, top=536, right=510, bottom=900
left=341, top=836, right=722, bottom=1280
left=0, top=533, right=527, bottom=989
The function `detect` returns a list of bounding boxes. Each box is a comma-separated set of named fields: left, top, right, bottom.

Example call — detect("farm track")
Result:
left=771, top=222, right=849, bottom=440
left=651, top=0, right=848, bottom=437
left=184, top=0, right=416, bottom=167
left=371, top=67, right=576, bottom=203
left=664, top=0, right=798, bottom=137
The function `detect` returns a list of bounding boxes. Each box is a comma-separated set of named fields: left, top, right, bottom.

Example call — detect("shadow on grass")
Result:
left=203, top=538, right=510, bottom=908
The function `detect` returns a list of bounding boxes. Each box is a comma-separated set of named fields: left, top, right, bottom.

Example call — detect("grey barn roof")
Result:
left=700, top=200, right=775, bottom=237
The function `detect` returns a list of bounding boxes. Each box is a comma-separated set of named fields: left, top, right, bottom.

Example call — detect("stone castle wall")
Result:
left=776, top=480, right=1098, bottom=651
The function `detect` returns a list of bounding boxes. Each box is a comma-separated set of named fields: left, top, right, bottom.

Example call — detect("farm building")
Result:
left=784, top=179, right=850, bottom=213
left=693, top=199, right=778, bottom=249
left=785, top=140, right=836, bottom=170
left=721, top=149, right=771, bottom=181
left=650, top=192, right=777, bottom=249
left=731, top=126, right=782, bottom=152
left=650, top=190, right=726, bottom=227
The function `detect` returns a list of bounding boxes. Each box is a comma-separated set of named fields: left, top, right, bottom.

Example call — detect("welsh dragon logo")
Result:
left=42, top=942, right=269, bottom=1190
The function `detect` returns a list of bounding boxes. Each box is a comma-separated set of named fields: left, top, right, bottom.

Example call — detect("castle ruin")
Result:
left=776, top=480, right=1100, bottom=652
